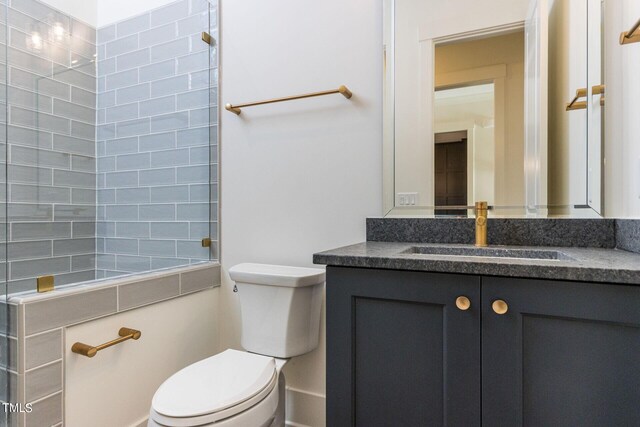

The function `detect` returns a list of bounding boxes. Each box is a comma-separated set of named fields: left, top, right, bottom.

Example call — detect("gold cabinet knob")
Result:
left=455, top=296, right=471, bottom=311
left=492, top=299, right=509, bottom=315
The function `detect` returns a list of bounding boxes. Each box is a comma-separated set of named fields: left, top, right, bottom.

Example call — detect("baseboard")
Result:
left=285, top=387, right=326, bottom=427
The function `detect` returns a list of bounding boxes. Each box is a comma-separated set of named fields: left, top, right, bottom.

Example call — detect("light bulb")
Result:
left=29, top=31, right=43, bottom=51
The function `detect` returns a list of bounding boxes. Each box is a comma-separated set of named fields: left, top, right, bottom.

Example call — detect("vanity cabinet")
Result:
left=326, top=267, right=640, bottom=427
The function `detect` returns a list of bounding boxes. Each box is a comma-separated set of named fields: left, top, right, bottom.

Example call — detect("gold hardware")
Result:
left=455, top=296, right=471, bottom=311
left=566, top=85, right=605, bottom=111
left=620, top=18, right=640, bottom=45
left=201, top=32, right=214, bottom=45
left=72, top=327, right=141, bottom=358
left=201, top=237, right=212, bottom=248
left=225, top=85, right=353, bottom=115
left=37, top=276, right=54, bottom=293
left=492, top=300, right=509, bottom=315
left=475, top=201, right=488, bottom=248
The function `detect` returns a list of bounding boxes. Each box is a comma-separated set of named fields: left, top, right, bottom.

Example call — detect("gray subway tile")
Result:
left=117, top=48, right=151, bottom=71
left=151, top=257, right=190, bottom=270
left=117, top=13, right=150, bottom=38
left=8, top=203, right=53, bottom=222
left=151, top=75, right=188, bottom=98
left=11, top=146, right=70, bottom=169
left=11, top=256, right=69, bottom=280
left=10, top=106, right=70, bottom=134
left=178, top=12, right=209, bottom=37
left=54, top=99, right=95, bottom=124
left=8, top=47, right=53, bottom=77
left=105, top=205, right=138, bottom=221
left=97, top=253, right=116, bottom=270
left=106, top=34, right=139, bottom=58
left=116, top=187, right=150, bottom=203
left=106, top=103, right=138, bottom=123
left=139, top=132, right=176, bottom=152
left=177, top=240, right=208, bottom=259
left=7, top=125, right=53, bottom=149
left=139, top=239, right=176, bottom=257
left=72, top=18, right=96, bottom=44
left=116, top=255, right=151, bottom=273
left=119, top=274, right=179, bottom=310
left=10, top=184, right=70, bottom=203
left=99, top=90, right=117, bottom=109
left=139, top=168, right=175, bottom=186
left=98, top=188, right=115, bottom=204
left=54, top=68, right=95, bottom=92
left=151, top=0, right=189, bottom=27
left=106, top=137, right=138, bottom=155
left=56, top=270, right=96, bottom=286
left=177, top=203, right=208, bottom=221
left=9, top=68, right=68, bottom=100
left=71, top=155, right=96, bottom=172
left=177, top=165, right=208, bottom=184
left=190, top=221, right=210, bottom=239
left=116, top=118, right=150, bottom=138
left=190, top=146, right=209, bottom=165
left=189, top=183, right=209, bottom=201
left=139, top=22, right=177, bottom=48
left=72, top=254, right=96, bottom=271
left=105, top=238, right=138, bottom=254
left=0, top=336, right=18, bottom=372
left=106, top=68, right=138, bottom=91
left=117, top=83, right=151, bottom=104
left=116, top=222, right=149, bottom=238
left=53, top=170, right=96, bottom=188
left=53, top=238, right=95, bottom=255
left=151, top=148, right=189, bottom=167
left=26, top=391, right=63, bottom=427
left=140, top=95, right=175, bottom=117
left=96, top=221, right=116, bottom=237
left=53, top=134, right=95, bottom=157
left=25, top=329, right=62, bottom=370
left=139, top=204, right=175, bottom=220
left=181, top=266, right=218, bottom=294
left=54, top=204, right=96, bottom=221
left=177, top=127, right=209, bottom=147
left=98, top=156, right=116, bottom=172
left=7, top=240, right=53, bottom=261
left=98, top=25, right=117, bottom=44
left=12, top=222, right=71, bottom=241
left=106, top=171, right=138, bottom=187
left=117, top=153, right=150, bottom=171
left=73, top=222, right=96, bottom=237
left=150, top=222, right=188, bottom=239
left=189, top=69, right=209, bottom=90
left=7, top=86, right=53, bottom=112
left=98, top=124, right=116, bottom=140
left=72, top=188, right=96, bottom=204
left=139, top=59, right=175, bottom=83
left=25, top=361, right=62, bottom=402
left=177, top=88, right=209, bottom=110
left=71, top=121, right=96, bottom=140
left=24, top=287, right=117, bottom=334
left=189, top=107, right=211, bottom=127
left=150, top=185, right=189, bottom=203
left=150, top=111, right=189, bottom=133
left=72, top=87, right=97, bottom=108
left=98, top=57, right=117, bottom=76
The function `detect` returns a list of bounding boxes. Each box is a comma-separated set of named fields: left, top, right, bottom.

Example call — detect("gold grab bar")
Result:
left=225, top=85, right=353, bottom=115
left=71, top=327, right=141, bottom=358
left=566, top=85, right=604, bottom=111
left=620, top=17, right=640, bottom=45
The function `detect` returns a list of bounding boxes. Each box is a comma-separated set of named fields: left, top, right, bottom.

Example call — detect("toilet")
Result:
left=148, top=263, right=325, bottom=427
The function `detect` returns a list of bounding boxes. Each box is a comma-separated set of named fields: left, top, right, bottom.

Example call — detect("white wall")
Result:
left=65, top=289, right=219, bottom=426
left=96, top=0, right=177, bottom=26
left=605, top=0, right=640, bottom=217
left=219, top=0, right=382, bottom=425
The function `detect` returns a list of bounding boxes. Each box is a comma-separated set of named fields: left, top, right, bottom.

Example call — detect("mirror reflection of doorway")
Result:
left=435, top=131, right=468, bottom=216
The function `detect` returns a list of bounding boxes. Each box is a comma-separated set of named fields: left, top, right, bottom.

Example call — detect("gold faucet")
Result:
left=475, top=201, right=488, bottom=247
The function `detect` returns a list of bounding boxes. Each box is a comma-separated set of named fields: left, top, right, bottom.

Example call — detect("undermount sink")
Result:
left=401, top=246, right=574, bottom=261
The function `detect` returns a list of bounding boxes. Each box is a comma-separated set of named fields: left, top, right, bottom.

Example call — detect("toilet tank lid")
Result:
left=229, top=263, right=325, bottom=287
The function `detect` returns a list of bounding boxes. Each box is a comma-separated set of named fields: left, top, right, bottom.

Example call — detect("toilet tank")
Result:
left=229, top=263, right=325, bottom=358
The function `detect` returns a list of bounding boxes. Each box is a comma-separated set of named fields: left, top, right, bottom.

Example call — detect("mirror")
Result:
left=383, top=0, right=606, bottom=217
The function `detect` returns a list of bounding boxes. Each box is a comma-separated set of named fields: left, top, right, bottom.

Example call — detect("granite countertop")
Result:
left=313, top=242, right=640, bottom=285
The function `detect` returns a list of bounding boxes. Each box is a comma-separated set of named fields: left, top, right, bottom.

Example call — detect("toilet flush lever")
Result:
left=233, top=285, right=238, bottom=293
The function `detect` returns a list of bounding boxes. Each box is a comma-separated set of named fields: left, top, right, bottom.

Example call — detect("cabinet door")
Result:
left=327, top=267, right=481, bottom=427
left=482, top=277, right=640, bottom=426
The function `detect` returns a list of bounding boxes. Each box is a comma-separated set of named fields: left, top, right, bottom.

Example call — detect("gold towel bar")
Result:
left=225, top=85, right=353, bottom=115
left=620, top=18, right=640, bottom=45
left=72, top=327, right=141, bottom=358
left=566, top=85, right=604, bottom=111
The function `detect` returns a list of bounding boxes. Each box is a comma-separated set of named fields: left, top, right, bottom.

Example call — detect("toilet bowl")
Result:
left=148, top=264, right=325, bottom=427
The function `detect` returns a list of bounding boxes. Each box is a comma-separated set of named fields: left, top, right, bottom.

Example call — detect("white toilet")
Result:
left=148, top=263, right=325, bottom=427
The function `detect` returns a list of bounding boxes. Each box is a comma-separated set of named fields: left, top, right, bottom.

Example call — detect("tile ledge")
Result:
left=8, top=262, right=221, bottom=305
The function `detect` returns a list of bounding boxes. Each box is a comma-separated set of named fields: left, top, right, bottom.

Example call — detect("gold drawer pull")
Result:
left=492, top=300, right=509, bottom=315
left=455, top=296, right=471, bottom=311
left=72, top=327, right=141, bottom=358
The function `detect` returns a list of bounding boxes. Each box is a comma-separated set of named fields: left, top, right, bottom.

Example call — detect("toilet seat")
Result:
left=150, top=349, right=278, bottom=426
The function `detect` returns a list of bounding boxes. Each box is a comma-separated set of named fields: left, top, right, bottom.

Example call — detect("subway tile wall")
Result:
left=1, top=0, right=98, bottom=294
left=95, top=0, right=218, bottom=278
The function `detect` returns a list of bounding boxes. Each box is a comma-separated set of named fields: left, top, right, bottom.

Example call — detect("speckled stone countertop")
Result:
left=313, top=242, right=640, bottom=285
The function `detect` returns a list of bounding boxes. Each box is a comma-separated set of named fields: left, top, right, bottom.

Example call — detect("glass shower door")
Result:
left=1, top=0, right=9, bottom=422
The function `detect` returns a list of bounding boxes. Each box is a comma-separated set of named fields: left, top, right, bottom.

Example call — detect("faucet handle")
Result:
left=475, top=201, right=488, bottom=211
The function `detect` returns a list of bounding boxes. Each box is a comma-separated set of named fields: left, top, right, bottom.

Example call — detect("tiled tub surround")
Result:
left=1, top=0, right=98, bottom=293
left=1, top=262, right=220, bottom=426
left=95, top=0, right=218, bottom=278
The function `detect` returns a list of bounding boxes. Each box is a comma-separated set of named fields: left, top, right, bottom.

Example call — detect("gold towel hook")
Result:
left=225, top=85, right=353, bottom=115
left=620, top=17, right=640, bottom=45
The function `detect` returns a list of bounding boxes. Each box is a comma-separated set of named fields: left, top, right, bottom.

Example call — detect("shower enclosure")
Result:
left=1, top=0, right=219, bottom=418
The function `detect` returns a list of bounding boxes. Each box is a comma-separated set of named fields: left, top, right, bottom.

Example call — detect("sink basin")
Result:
left=401, top=246, right=574, bottom=261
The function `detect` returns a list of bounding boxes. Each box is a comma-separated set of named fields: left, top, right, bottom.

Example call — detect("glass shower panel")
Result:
left=209, top=0, right=218, bottom=261
left=95, top=0, right=214, bottom=278
left=1, top=0, right=9, bottom=421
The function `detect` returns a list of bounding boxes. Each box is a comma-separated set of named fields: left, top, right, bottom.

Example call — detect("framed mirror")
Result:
left=383, top=0, right=606, bottom=218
